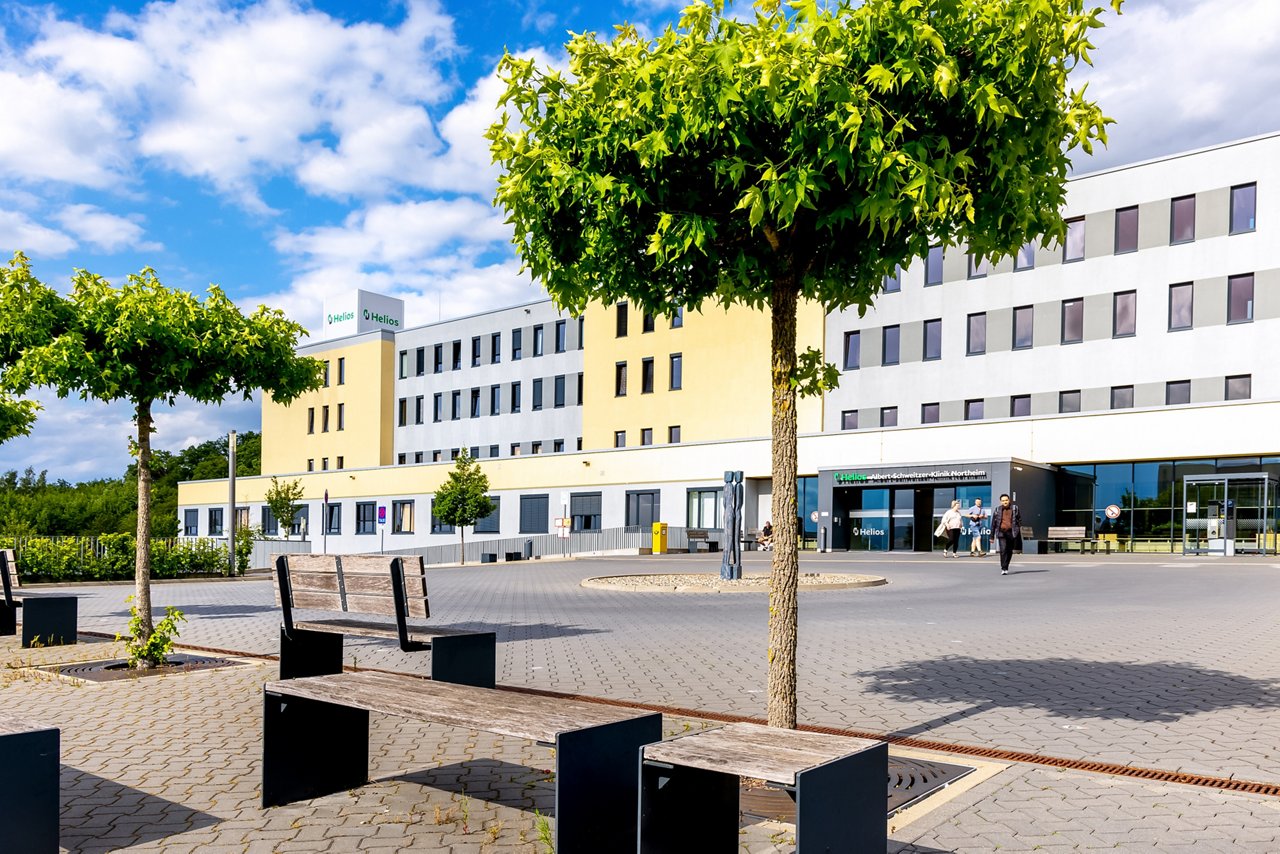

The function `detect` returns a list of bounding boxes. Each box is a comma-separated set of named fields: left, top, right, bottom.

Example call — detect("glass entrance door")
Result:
left=1182, top=474, right=1278, bottom=555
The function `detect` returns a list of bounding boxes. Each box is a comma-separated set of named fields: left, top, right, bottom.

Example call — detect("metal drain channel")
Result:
left=79, top=633, right=1280, bottom=799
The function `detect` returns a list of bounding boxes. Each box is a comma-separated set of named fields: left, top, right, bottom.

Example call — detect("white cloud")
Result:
left=0, top=209, right=77, bottom=256
left=54, top=205, right=161, bottom=254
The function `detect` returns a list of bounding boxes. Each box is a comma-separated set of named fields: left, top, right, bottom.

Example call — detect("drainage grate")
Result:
left=32, top=654, right=246, bottom=683
left=739, top=754, right=974, bottom=821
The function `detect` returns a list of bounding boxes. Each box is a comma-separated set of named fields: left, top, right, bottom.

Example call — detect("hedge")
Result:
left=1, top=534, right=230, bottom=582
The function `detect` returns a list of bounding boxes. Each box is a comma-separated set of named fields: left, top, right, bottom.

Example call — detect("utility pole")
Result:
left=228, top=430, right=237, bottom=576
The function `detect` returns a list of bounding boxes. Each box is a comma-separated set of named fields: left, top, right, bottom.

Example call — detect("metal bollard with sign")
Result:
left=652, top=522, right=668, bottom=554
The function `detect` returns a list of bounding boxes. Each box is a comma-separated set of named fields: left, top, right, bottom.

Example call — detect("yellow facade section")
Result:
left=260, top=335, right=395, bottom=475
left=580, top=299, right=825, bottom=450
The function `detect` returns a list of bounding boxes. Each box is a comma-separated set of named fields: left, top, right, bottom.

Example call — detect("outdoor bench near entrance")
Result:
left=261, top=670, right=662, bottom=854
left=0, top=712, right=60, bottom=854
left=640, top=722, right=887, bottom=853
left=0, top=549, right=78, bottom=648
left=273, top=553, right=495, bottom=687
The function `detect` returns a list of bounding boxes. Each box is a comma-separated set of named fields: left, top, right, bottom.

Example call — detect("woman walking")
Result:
left=940, top=500, right=964, bottom=557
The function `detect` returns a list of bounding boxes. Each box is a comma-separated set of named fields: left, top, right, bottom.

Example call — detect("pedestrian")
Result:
left=938, top=499, right=964, bottom=556
left=757, top=520, right=773, bottom=551
left=992, top=493, right=1023, bottom=575
left=966, top=498, right=988, bottom=556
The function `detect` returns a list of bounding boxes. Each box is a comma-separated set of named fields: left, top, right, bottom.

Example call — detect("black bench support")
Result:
left=21, top=597, right=78, bottom=648
left=1, top=724, right=60, bottom=853
left=430, top=632, right=497, bottom=689
left=278, top=627, right=345, bottom=680
left=795, top=744, right=887, bottom=852
left=262, top=691, right=369, bottom=807
left=0, top=602, right=14, bottom=636
left=639, top=761, right=738, bottom=853
left=555, top=714, right=662, bottom=854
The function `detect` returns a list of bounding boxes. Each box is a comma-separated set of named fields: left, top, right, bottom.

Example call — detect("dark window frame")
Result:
left=1061, top=298, right=1084, bottom=345
left=1063, top=216, right=1085, bottom=262
left=1111, top=385, right=1134, bottom=409
left=1230, top=183, right=1257, bottom=235
left=1114, top=205, right=1139, bottom=254
left=1170, top=194, right=1196, bottom=244
left=967, top=312, right=986, bottom=356
left=1168, top=282, right=1194, bottom=331
left=882, top=325, right=901, bottom=365
left=1113, top=290, right=1137, bottom=338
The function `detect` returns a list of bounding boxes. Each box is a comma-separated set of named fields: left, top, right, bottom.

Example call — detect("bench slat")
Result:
left=1047, top=526, right=1088, bottom=539
left=288, top=590, right=347, bottom=612
left=643, top=722, right=882, bottom=787
left=265, top=670, right=648, bottom=744
left=296, top=618, right=494, bottom=644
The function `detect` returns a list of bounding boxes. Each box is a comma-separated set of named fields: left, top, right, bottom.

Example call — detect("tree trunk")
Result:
left=767, top=276, right=799, bottom=729
left=460, top=526, right=466, bottom=565
left=134, top=399, right=156, bottom=666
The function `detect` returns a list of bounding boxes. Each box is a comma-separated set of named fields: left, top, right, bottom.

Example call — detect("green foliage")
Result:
left=432, top=450, right=495, bottom=565
left=265, top=477, right=305, bottom=539
left=791, top=347, right=840, bottom=398
left=234, top=524, right=258, bottom=575
left=118, top=596, right=186, bottom=668
left=10, top=535, right=228, bottom=582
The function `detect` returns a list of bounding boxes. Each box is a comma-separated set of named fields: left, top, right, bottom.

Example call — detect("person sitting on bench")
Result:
left=757, top=520, right=773, bottom=551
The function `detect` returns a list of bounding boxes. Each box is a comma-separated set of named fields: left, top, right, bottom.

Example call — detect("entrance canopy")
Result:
left=1181, top=473, right=1279, bottom=556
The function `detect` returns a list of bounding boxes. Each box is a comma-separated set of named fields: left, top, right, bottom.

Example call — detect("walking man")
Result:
left=992, top=493, right=1023, bottom=575
left=966, top=498, right=987, bottom=556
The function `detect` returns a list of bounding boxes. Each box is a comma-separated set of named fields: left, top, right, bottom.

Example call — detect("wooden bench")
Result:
left=639, top=722, right=886, bottom=853
left=262, top=670, right=662, bottom=854
left=686, top=529, right=719, bottom=552
left=0, top=549, right=78, bottom=648
left=273, top=553, right=495, bottom=688
left=0, top=712, right=60, bottom=853
left=1047, top=526, right=1096, bottom=552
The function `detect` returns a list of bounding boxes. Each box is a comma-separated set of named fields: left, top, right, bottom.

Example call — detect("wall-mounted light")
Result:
left=582, top=460, right=590, bottom=466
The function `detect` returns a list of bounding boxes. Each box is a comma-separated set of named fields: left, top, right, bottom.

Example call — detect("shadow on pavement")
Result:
left=389, top=757, right=555, bottom=811
left=863, top=656, right=1280, bottom=732
left=59, top=766, right=220, bottom=852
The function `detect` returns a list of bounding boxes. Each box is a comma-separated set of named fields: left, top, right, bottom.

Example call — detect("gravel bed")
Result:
left=581, top=572, right=887, bottom=592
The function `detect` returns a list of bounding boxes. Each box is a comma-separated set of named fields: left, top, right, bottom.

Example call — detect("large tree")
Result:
left=432, top=449, right=496, bottom=565
left=489, top=0, right=1119, bottom=727
left=0, top=253, right=322, bottom=664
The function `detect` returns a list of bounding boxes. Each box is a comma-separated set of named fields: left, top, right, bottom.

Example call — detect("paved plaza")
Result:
left=2, top=551, right=1279, bottom=851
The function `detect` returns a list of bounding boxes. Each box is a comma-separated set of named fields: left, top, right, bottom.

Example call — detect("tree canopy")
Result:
left=490, top=0, right=1119, bottom=727
left=432, top=450, right=495, bottom=565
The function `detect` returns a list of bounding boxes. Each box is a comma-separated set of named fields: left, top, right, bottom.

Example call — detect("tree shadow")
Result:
left=58, top=766, right=220, bottom=853
left=862, top=656, right=1280, bottom=734
left=389, top=757, right=555, bottom=812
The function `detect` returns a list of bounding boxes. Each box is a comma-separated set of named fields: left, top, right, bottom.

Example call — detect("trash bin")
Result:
left=523, top=539, right=533, bottom=560
left=652, top=522, right=668, bottom=554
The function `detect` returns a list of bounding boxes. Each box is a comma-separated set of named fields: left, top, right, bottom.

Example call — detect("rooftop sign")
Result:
left=322, top=290, right=404, bottom=339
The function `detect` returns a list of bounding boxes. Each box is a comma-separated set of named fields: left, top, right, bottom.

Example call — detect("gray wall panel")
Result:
left=1084, top=211, right=1114, bottom=259
left=1195, top=276, right=1228, bottom=327
left=1138, top=199, right=1168, bottom=250
left=900, top=321, right=923, bottom=364
left=1083, top=293, right=1112, bottom=341
left=987, top=307, right=1013, bottom=352
left=1257, top=268, right=1280, bottom=320
left=1198, top=187, right=1230, bottom=240
left=1033, top=302, right=1058, bottom=347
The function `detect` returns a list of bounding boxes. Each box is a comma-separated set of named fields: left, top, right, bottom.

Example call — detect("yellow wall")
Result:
left=260, top=335, right=395, bottom=475
left=580, top=299, right=825, bottom=450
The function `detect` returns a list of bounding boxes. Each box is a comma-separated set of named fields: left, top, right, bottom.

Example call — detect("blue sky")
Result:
left=1, top=0, right=1278, bottom=482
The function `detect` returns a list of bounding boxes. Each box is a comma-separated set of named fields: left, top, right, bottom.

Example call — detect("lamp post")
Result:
left=227, top=430, right=237, bottom=577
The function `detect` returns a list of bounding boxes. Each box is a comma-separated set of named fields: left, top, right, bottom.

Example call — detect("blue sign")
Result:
left=377, top=505, right=386, bottom=525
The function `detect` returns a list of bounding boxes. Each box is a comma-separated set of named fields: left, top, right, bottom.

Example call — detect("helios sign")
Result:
left=834, top=468, right=987, bottom=484
left=322, top=290, right=405, bottom=340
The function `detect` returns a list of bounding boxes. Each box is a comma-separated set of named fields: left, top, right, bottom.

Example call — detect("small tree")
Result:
left=0, top=254, right=322, bottom=665
left=265, top=477, right=305, bottom=540
left=432, top=450, right=495, bottom=565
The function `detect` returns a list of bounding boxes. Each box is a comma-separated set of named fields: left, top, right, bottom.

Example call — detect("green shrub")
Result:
left=14, top=536, right=232, bottom=582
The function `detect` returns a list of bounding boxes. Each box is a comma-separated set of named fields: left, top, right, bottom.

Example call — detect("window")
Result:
left=843, top=331, right=860, bottom=370
left=512, top=328, right=523, bottom=360
left=668, top=425, right=681, bottom=443
left=324, top=503, right=341, bottom=535
left=613, top=430, right=627, bottom=448
left=882, top=265, right=901, bottom=293
left=553, top=439, right=564, bottom=453
left=570, top=492, right=602, bottom=532
left=626, top=491, right=661, bottom=527
left=687, top=488, right=722, bottom=528
left=398, top=453, right=407, bottom=465
left=925, top=245, right=943, bottom=285
left=967, top=254, right=989, bottom=279
left=519, top=494, right=548, bottom=533
left=470, top=446, right=479, bottom=459
left=323, top=360, right=330, bottom=387
left=490, top=385, right=500, bottom=415
left=642, top=312, right=655, bottom=333
left=432, top=393, right=443, bottom=423
left=307, top=459, right=314, bottom=471
left=641, top=358, right=654, bottom=393
left=414, top=396, right=424, bottom=425
left=337, top=357, right=345, bottom=385
left=921, top=403, right=940, bottom=423
left=183, top=509, right=198, bottom=536
left=1063, top=216, right=1085, bottom=261
left=451, top=340, right=462, bottom=371
left=965, top=399, right=984, bottom=421
left=531, top=441, right=542, bottom=455
left=641, top=427, right=653, bottom=445
left=533, top=324, right=545, bottom=356
left=1113, top=291, right=1137, bottom=337
left=882, top=325, right=900, bottom=365
left=511, top=381, right=521, bottom=413
left=1015, top=241, right=1036, bottom=271
left=322, top=405, right=330, bottom=432
left=671, top=308, right=684, bottom=328
left=880, top=406, right=897, bottom=427
left=967, top=313, right=986, bottom=355
left=1230, top=183, right=1257, bottom=234
left=430, top=506, right=454, bottom=534
left=451, top=448, right=460, bottom=460
left=491, top=332, right=501, bottom=364
left=208, top=507, right=223, bottom=537
left=471, top=336, right=481, bottom=367
left=616, top=302, right=628, bottom=337
left=1169, top=283, right=1194, bottom=330
left=413, top=452, right=422, bottom=464
left=532, top=378, right=543, bottom=410
left=337, top=403, right=345, bottom=431
left=261, top=507, right=279, bottom=537
left=1115, top=205, right=1138, bottom=254
left=1166, top=380, right=1191, bottom=405
left=1228, top=274, right=1254, bottom=323
left=555, top=320, right=567, bottom=352
left=1170, top=194, right=1196, bottom=243
left=337, top=456, right=343, bottom=469
left=307, top=407, right=315, bottom=434
left=554, top=375, right=565, bottom=408
left=1061, top=298, right=1084, bottom=344
left=415, top=347, right=425, bottom=376
left=1013, top=305, right=1034, bottom=349
left=615, top=362, right=628, bottom=396
left=841, top=410, right=858, bottom=430
left=1111, top=385, right=1134, bottom=409
left=578, top=316, right=586, bottom=347
left=1059, top=390, right=1081, bottom=413
left=398, top=349, right=408, bottom=378
left=451, top=390, right=461, bottom=420
left=397, top=398, right=407, bottom=427
left=923, top=319, right=942, bottom=360
left=1226, top=374, right=1252, bottom=400
left=488, top=445, right=499, bottom=458
left=475, top=497, right=500, bottom=533
left=355, top=502, right=376, bottom=535
left=470, top=388, right=481, bottom=418
left=433, top=344, right=443, bottom=373
left=577, top=373, right=584, bottom=406
left=1010, top=395, right=1031, bottom=417
left=670, top=353, right=683, bottom=390
left=289, top=506, right=308, bottom=538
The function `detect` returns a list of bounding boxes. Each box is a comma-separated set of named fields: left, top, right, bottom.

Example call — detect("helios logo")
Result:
left=326, top=311, right=355, bottom=325
left=362, top=309, right=400, bottom=327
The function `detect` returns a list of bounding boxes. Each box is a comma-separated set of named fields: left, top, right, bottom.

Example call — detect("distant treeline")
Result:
left=0, top=432, right=261, bottom=537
